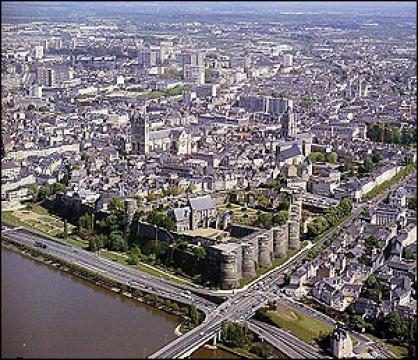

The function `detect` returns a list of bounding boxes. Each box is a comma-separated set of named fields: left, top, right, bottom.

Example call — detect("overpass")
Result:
left=3, top=171, right=406, bottom=360
left=248, top=320, right=329, bottom=359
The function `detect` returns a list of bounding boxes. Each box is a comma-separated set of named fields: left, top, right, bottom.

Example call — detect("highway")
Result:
left=273, top=297, right=395, bottom=358
left=3, top=172, right=412, bottom=359
left=149, top=171, right=415, bottom=358
left=2, top=226, right=216, bottom=314
left=248, top=320, right=329, bottom=359
left=150, top=206, right=361, bottom=358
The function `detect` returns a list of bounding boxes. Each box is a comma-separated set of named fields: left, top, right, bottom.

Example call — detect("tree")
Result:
left=128, top=245, right=142, bottom=265
left=307, top=216, right=329, bottom=238
left=190, top=303, right=200, bottom=326
left=147, top=191, right=161, bottom=201
left=326, top=152, right=338, bottom=163
left=372, top=151, right=382, bottom=164
left=37, top=184, right=53, bottom=201
left=146, top=210, right=175, bottom=231
left=109, top=197, right=125, bottom=212
left=256, top=213, right=272, bottom=229
left=310, top=152, right=326, bottom=162
left=349, top=315, right=367, bottom=332
left=63, top=219, right=68, bottom=240
left=338, top=198, right=353, bottom=215
left=187, top=183, right=197, bottom=194
left=78, top=214, right=94, bottom=239
left=277, top=199, right=289, bottom=211
left=251, top=343, right=273, bottom=358
left=383, top=312, right=405, bottom=341
left=193, top=246, right=206, bottom=261
left=88, top=237, right=98, bottom=252
left=27, top=183, right=38, bottom=202
left=366, top=275, right=378, bottom=288
left=171, top=302, right=179, bottom=313
left=392, top=127, right=402, bottom=144
left=94, top=234, right=107, bottom=250
left=132, top=289, right=142, bottom=299
left=109, top=231, right=127, bottom=252
left=365, top=235, right=379, bottom=249
left=78, top=214, right=92, bottom=231
left=272, top=210, right=288, bottom=225
left=53, top=182, right=65, bottom=194
left=361, top=157, right=374, bottom=174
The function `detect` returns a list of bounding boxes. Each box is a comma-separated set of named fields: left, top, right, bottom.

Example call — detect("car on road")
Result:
left=34, top=241, right=47, bottom=249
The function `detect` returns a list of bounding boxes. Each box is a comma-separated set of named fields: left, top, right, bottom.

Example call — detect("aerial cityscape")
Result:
left=1, top=1, right=416, bottom=359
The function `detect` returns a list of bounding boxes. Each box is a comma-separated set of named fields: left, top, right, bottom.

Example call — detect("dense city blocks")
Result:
left=1, top=1, right=416, bottom=359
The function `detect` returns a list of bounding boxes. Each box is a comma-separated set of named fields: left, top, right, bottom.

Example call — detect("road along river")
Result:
left=1, top=247, right=237, bottom=359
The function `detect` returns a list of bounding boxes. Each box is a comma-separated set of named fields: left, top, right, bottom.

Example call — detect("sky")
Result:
left=2, top=1, right=416, bottom=22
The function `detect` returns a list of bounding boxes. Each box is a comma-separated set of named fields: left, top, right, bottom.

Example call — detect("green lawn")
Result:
left=28, top=203, right=50, bottom=216
left=99, top=250, right=191, bottom=286
left=265, top=304, right=334, bottom=345
left=364, top=333, right=409, bottom=358
left=64, top=237, right=89, bottom=249
left=1, top=211, right=27, bottom=227
left=217, top=344, right=258, bottom=359
left=2, top=208, right=86, bottom=248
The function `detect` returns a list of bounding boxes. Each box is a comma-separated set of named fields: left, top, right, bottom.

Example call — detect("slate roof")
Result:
left=189, top=195, right=215, bottom=211
left=149, top=129, right=171, bottom=141
left=172, top=207, right=190, bottom=222
left=2, top=160, right=19, bottom=170
left=278, top=144, right=302, bottom=161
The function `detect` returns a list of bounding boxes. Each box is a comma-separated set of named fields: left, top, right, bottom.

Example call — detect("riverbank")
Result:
left=1, top=246, right=180, bottom=358
left=1, top=237, right=201, bottom=330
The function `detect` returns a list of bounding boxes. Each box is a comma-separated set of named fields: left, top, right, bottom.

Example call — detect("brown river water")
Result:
left=1, top=247, right=239, bottom=359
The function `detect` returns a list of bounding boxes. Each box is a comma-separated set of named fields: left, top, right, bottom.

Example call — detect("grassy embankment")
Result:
left=98, top=250, right=191, bottom=286
left=1, top=238, right=200, bottom=331
left=364, top=333, right=409, bottom=358
left=2, top=205, right=191, bottom=286
left=263, top=304, right=334, bottom=345
left=1, top=206, right=87, bottom=249
left=136, top=85, right=190, bottom=99
left=239, top=246, right=303, bottom=287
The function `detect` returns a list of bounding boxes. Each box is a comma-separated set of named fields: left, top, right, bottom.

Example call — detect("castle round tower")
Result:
left=273, top=225, right=288, bottom=258
left=124, top=198, right=138, bottom=235
left=258, top=235, right=271, bottom=268
left=221, top=252, right=238, bottom=289
left=242, top=243, right=256, bottom=278
left=288, top=220, right=300, bottom=250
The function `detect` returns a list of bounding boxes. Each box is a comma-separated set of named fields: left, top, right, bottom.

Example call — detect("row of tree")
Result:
left=307, top=198, right=352, bottom=239
left=367, top=123, right=416, bottom=146
left=309, top=151, right=338, bottom=163
left=28, top=182, right=65, bottom=202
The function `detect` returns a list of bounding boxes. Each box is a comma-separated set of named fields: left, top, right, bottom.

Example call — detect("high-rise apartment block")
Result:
left=184, top=65, right=205, bottom=84
left=178, top=51, right=205, bottom=67
left=283, top=53, right=293, bottom=67
left=238, top=95, right=293, bottom=115
left=34, top=45, right=44, bottom=60
left=138, top=49, right=158, bottom=68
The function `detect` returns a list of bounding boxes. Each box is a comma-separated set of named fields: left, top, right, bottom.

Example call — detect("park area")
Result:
left=182, top=227, right=232, bottom=242
left=2, top=204, right=76, bottom=238
left=264, top=303, right=334, bottom=346
left=216, top=203, right=270, bottom=227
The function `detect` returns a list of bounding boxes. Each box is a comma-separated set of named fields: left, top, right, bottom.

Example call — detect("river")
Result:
left=1, top=247, right=238, bottom=359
